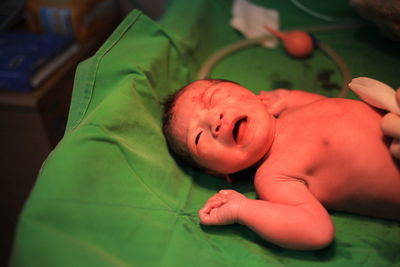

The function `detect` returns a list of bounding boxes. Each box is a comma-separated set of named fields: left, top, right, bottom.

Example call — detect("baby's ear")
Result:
left=206, top=170, right=233, bottom=184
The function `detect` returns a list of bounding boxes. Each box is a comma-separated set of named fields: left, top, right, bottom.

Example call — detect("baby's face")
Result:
left=171, top=80, right=276, bottom=174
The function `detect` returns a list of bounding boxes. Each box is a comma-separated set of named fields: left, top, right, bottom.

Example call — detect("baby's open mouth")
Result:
left=232, top=117, right=248, bottom=144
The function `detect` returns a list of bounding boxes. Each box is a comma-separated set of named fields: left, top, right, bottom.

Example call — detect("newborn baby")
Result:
left=162, top=79, right=400, bottom=250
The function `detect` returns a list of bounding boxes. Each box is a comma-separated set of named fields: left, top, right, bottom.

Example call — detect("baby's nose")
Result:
left=212, top=124, right=221, bottom=135
left=211, top=113, right=224, bottom=136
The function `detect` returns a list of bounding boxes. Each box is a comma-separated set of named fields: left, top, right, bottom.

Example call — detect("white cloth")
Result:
left=230, top=0, right=280, bottom=47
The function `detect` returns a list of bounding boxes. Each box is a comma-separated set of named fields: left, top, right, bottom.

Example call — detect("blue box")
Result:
left=0, top=32, right=72, bottom=92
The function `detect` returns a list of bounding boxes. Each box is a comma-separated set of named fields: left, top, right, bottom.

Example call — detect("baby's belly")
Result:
left=304, top=151, right=400, bottom=219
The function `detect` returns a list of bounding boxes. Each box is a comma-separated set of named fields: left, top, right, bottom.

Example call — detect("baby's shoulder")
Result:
left=282, top=97, right=381, bottom=120
left=304, top=97, right=369, bottom=110
left=311, top=97, right=379, bottom=111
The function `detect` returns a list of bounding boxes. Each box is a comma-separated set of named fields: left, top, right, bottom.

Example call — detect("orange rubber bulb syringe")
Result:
left=263, top=25, right=315, bottom=58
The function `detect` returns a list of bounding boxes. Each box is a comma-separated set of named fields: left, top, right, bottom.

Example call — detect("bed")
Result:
left=11, top=0, right=400, bottom=266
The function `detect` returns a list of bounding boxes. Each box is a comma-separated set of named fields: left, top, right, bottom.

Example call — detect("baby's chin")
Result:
left=221, top=140, right=273, bottom=174
left=209, top=153, right=266, bottom=174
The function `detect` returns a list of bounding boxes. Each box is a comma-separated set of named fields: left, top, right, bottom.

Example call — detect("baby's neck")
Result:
left=255, top=118, right=279, bottom=167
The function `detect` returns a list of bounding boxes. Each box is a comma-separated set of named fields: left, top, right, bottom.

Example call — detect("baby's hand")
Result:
left=258, top=89, right=290, bottom=116
left=198, top=190, right=247, bottom=225
left=381, top=89, right=400, bottom=159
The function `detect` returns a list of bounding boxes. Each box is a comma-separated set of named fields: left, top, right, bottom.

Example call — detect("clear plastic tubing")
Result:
left=197, top=22, right=364, bottom=98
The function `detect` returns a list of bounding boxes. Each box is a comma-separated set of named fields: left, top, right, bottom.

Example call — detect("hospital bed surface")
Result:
left=11, top=0, right=400, bottom=266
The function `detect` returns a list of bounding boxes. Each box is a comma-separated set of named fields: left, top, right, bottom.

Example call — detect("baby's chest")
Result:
left=266, top=137, right=342, bottom=182
left=275, top=108, right=385, bottom=170
left=264, top=128, right=395, bottom=205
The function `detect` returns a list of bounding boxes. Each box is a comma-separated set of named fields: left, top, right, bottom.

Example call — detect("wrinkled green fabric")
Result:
left=11, top=0, right=400, bottom=266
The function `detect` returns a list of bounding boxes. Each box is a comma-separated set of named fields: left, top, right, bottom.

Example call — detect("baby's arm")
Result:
left=199, top=176, right=334, bottom=250
left=258, top=89, right=326, bottom=117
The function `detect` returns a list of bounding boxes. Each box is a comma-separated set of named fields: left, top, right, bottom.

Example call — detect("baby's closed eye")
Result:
left=195, top=131, right=203, bottom=145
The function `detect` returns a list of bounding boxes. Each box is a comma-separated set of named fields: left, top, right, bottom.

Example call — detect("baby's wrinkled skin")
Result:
left=168, top=80, right=400, bottom=250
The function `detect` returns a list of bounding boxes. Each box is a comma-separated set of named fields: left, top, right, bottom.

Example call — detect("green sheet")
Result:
left=11, top=0, right=400, bottom=266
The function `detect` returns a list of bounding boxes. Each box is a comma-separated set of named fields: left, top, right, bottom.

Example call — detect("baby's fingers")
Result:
left=200, top=199, right=223, bottom=214
left=199, top=195, right=225, bottom=216
left=198, top=208, right=216, bottom=225
left=198, top=203, right=222, bottom=225
left=203, top=195, right=225, bottom=208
